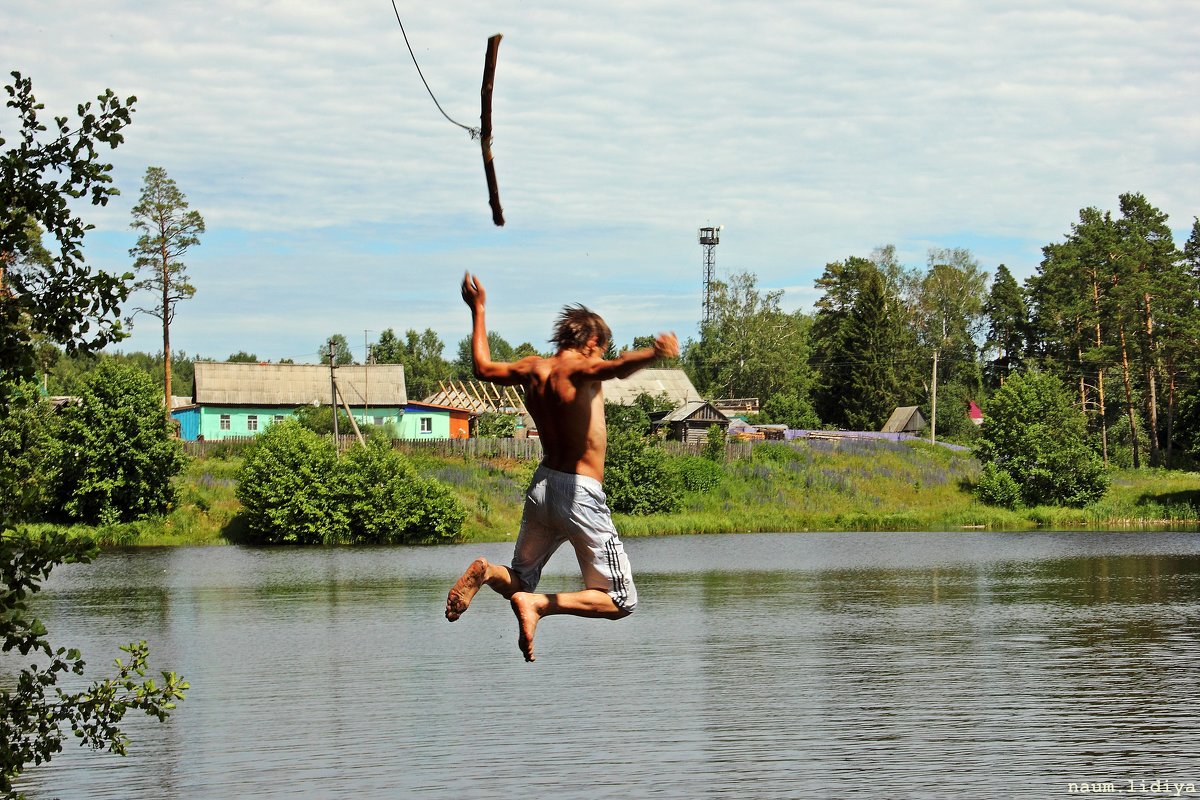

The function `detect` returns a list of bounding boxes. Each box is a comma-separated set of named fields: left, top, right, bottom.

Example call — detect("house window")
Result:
left=373, top=416, right=387, bottom=426
left=274, top=415, right=286, bottom=423
left=219, top=414, right=231, bottom=431
left=420, top=417, right=433, bottom=434
left=247, top=415, right=258, bottom=432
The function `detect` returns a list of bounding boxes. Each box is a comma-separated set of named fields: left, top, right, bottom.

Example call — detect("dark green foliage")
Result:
left=0, top=383, right=59, bottom=521
left=604, top=402, right=651, bottom=437
left=51, top=362, right=185, bottom=525
left=633, top=391, right=676, bottom=415
left=603, top=430, right=681, bottom=514
left=702, top=422, right=727, bottom=463
left=975, top=372, right=1109, bottom=507
left=235, top=420, right=349, bottom=544
left=292, top=404, right=354, bottom=435
left=753, top=391, right=821, bottom=430
left=340, top=437, right=465, bottom=544
left=373, top=327, right=451, bottom=400
left=983, top=264, right=1028, bottom=387
left=45, top=349, right=198, bottom=397
left=454, top=331, right=513, bottom=379
left=0, top=531, right=187, bottom=795
left=226, top=351, right=258, bottom=363
left=841, top=268, right=904, bottom=430
left=751, top=442, right=805, bottom=465
left=1, top=72, right=136, bottom=383
left=974, top=462, right=1021, bottom=509
left=475, top=412, right=516, bottom=438
left=236, top=421, right=466, bottom=544
left=320, top=334, right=355, bottom=365
left=684, top=272, right=813, bottom=403
left=669, top=455, right=724, bottom=493
left=810, top=256, right=920, bottom=430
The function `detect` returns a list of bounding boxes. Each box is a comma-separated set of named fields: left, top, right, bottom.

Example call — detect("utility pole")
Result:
left=364, top=329, right=373, bottom=426
left=328, top=339, right=340, bottom=443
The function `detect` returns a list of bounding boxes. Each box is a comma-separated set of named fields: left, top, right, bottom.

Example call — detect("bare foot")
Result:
left=510, top=592, right=543, bottom=662
left=445, top=558, right=489, bottom=621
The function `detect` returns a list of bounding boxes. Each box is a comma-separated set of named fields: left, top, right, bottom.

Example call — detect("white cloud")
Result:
left=5, top=0, right=1197, bottom=359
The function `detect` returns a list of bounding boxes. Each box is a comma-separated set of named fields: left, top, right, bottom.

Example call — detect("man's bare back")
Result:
left=460, top=272, right=678, bottom=482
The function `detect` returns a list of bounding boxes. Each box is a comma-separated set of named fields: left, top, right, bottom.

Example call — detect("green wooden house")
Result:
left=173, top=362, right=407, bottom=441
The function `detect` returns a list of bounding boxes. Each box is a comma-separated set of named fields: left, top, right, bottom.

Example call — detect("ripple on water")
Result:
left=11, top=531, right=1200, bottom=799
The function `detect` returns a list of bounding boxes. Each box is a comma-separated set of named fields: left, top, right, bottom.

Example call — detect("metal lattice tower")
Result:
left=699, top=226, right=721, bottom=327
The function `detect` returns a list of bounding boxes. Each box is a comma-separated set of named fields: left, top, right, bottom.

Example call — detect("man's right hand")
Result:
left=461, top=272, right=487, bottom=311
left=654, top=332, right=679, bottom=359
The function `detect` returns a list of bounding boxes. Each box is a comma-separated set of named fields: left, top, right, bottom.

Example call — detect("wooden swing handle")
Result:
left=480, top=34, right=504, bottom=226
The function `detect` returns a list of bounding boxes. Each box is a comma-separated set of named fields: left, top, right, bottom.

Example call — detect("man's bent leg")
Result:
left=509, top=589, right=629, bottom=662
left=445, top=558, right=524, bottom=621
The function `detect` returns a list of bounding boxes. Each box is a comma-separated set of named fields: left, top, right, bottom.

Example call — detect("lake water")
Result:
left=9, top=531, right=1200, bottom=799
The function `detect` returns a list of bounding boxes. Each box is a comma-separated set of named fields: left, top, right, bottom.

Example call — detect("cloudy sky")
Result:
left=6, top=1, right=1197, bottom=363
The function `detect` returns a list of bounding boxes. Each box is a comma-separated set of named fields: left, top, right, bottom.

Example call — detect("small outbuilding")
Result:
left=881, top=406, right=927, bottom=435
left=651, top=400, right=730, bottom=445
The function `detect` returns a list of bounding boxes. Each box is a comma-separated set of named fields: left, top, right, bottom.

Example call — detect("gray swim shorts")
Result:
left=510, top=465, right=637, bottom=613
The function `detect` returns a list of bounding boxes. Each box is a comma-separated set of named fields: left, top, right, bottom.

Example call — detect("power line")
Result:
left=389, top=1, right=481, bottom=140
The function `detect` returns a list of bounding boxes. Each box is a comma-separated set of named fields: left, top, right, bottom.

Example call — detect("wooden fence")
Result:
left=182, top=435, right=756, bottom=461
left=391, top=437, right=544, bottom=460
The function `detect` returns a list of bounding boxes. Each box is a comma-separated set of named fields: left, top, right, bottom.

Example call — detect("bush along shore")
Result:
left=16, top=438, right=1200, bottom=548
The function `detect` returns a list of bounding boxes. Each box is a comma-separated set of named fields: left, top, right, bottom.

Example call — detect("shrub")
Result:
left=475, top=412, right=516, bottom=438
left=52, top=362, right=186, bottom=525
left=236, top=421, right=466, bottom=544
left=0, top=382, right=60, bottom=522
left=670, top=455, right=725, bottom=493
left=702, top=423, right=727, bottom=463
left=975, top=462, right=1021, bottom=509
left=604, top=430, right=682, bottom=514
left=975, top=371, right=1108, bottom=507
left=604, top=402, right=651, bottom=437
left=291, top=404, right=354, bottom=435
left=754, top=390, right=821, bottom=430
left=235, top=420, right=350, bottom=544
left=339, top=437, right=465, bottom=544
left=751, top=442, right=804, bottom=465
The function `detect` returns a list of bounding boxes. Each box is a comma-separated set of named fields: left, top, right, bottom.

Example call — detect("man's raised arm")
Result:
left=461, top=272, right=530, bottom=386
left=584, top=332, right=680, bottom=382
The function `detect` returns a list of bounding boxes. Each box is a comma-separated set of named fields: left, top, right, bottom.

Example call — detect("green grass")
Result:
left=17, top=441, right=1200, bottom=547
left=16, top=456, right=246, bottom=547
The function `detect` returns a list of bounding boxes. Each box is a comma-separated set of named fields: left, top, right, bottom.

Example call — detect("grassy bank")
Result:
left=17, top=439, right=1200, bottom=547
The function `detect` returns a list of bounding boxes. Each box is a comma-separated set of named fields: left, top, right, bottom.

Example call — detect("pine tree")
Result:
left=983, top=264, right=1028, bottom=387
left=129, top=166, right=205, bottom=411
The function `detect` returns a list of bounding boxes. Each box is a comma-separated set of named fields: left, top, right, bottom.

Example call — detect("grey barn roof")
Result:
left=604, top=368, right=700, bottom=407
left=655, top=400, right=730, bottom=424
left=881, top=406, right=927, bottom=433
left=193, top=362, right=407, bottom=407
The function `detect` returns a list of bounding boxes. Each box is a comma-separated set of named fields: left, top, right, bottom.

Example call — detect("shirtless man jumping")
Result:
left=444, top=273, right=679, bottom=661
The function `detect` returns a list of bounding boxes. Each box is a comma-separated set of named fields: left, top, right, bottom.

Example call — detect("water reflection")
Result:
left=9, top=531, right=1200, bottom=799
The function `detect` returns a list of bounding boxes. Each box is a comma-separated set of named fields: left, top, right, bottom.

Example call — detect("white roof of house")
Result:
left=604, top=368, right=701, bottom=407
left=193, top=362, right=407, bottom=406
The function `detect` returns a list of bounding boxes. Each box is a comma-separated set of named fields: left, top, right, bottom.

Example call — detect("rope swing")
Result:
left=389, top=2, right=505, bottom=226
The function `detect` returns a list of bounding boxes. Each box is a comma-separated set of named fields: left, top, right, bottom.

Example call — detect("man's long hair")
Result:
left=551, top=304, right=611, bottom=352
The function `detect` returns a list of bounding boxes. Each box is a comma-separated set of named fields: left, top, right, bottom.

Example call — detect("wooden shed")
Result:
left=652, top=400, right=730, bottom=444
left=881, top=406, right=927, bottom=434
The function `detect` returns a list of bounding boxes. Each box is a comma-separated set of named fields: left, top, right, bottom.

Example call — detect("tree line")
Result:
left=687, top=197, right=1200, bottom=470
left=34, top=191, right=1200, bottom=474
